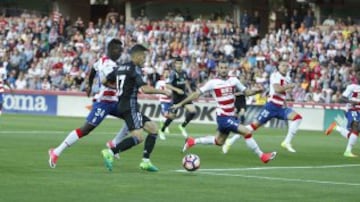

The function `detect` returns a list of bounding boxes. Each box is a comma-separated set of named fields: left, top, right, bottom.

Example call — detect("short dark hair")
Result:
left=107, top=38, right=122, bottom=51
left=130, top=44, right=148, bottom=55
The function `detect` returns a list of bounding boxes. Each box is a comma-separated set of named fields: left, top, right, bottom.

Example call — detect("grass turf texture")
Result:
left=0, top=114, right=359, bottom=202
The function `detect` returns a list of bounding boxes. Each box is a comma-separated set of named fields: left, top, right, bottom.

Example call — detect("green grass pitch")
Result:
left=0, top=114, right=359, bottom=202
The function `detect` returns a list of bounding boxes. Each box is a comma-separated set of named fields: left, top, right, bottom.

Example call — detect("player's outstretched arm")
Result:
left=171, top=90, right=201, bottom=110
left=273, top=83, right=295, bottom=94
left=244, top=86, right=263, bottom=96
left=166, top=84, right=184, bottom=95
left=141, top=85, right=171, bottom=96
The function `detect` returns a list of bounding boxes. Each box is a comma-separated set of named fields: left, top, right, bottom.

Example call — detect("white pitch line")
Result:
left=175, top=164, right=360, bottom=172
left=197, top=172, right=360, bottom=186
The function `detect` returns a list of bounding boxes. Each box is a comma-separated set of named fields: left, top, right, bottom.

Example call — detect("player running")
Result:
left=159, top=58, right=196, bottom=138
left=48, top=38, right=128, bottom=168
left=325, top=71, right=360, bottom=157
left=101, top=44, right=171, bottom=172
left=222, top=61, right=302, bottom=154
left=172, top=62, right=277, bottom=164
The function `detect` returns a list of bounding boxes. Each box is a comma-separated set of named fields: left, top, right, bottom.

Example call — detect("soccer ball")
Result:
left=182, top=154, right=200, bottom=171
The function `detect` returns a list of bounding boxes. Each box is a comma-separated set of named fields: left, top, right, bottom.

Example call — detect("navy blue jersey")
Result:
left=168, top=70, right=188, bottom=95
left=107, top=61, right=146, bottom=111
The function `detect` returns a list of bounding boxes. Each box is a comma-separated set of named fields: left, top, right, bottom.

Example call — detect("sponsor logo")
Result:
left=3, top=94, right=48, bottom=111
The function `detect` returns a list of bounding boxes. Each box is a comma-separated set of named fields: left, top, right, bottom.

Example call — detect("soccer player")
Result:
left=172, top=62, right=277, bottom=164
left=325, top=71, right=360, bottom=157
left=101, top=44, right=171, bottom=172
left=0, top=61, right=13, bottom=115
left=222, top=61, right=302, bottom=154
left=155, top=69, right=172, bottom=140
left=48, top=38, right=128, bottom=168
left=159, top=58, right=196, bottom=138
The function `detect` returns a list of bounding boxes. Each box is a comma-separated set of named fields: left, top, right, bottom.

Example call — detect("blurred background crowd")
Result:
left=0, top=6, right=359, bottom=104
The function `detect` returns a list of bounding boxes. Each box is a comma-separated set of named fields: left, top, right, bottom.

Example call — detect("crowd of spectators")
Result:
left=0, top=8, right=359, bottom=104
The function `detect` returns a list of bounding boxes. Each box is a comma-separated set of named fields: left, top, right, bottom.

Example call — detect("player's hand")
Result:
left=253, top=86, right=264, bottom=94
left=176, top=89, right=184, bottom=95
left=164, top=91, right=172, bottom=97
left=287, top=83, right=296, bottom=90
left=85, top=86, right=92, bottom=97
left=170, top=103, right=181, bottom=111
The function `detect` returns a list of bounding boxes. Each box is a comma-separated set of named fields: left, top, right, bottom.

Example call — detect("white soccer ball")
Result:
left=182, top=154, right=200, bottom=171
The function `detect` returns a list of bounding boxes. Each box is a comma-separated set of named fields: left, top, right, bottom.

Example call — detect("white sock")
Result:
left=54, top=129, right=80, bottom=156
left=112, top=125, right=129, bottom=145
left=335, top=125, right=350, bottom=138
left=195, top=136, right=216, bottom=145
left=283, top=118, right=302, bottom=144
left=227, top=135, right=241, bottom=145
left=346, top=133, right=358, bottom=153
left=244, top=136, right=263, bottom=157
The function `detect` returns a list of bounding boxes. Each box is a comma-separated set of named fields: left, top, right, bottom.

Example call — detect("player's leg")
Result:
left=101, top=111, right=144, bottom=171
left=281, top=108, right=302, bottom=153
left=343, top=112, right=359, bottom=157
left=160, top=108, right=175, bottom=135
left=239, top=107, right=246, bottom=124
left=140, top=116, right=160, bottom=171
left=48, top=102, right=110, bottom=168
left=222, top=105, right=269, bottom=154
left=178, top=103, right=196, bottom=138
left=106, top=125, right=129, bottom=149
left=236, top=123, right=277, bottom=163
left=326, top=111, right=353, bottom=138
left=0, top=93, right=3, bottom=115
left=158, top=102, right=174, bottom=140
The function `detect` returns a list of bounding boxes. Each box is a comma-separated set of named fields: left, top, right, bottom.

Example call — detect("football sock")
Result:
left=161, top=118, right=173, bottom=132
left=181, top=112, right=196, bottom=127
left=227, top=135, right=241, bottom=145
left=112, top=125, right=129, bottom=145
left=143, top=134, right=157, bottom=159
left=195, top=136, right=216, bottom=145
left=346, top=132, right=358, bottom=153
left=54, top=129, right=82, bottom=156
left=240, top=115, right=245, bottom=124
left=283, top=117, right=302, bottom=144
left=335, top=125, right=349, bottom=138
left=244, top=135, right=263, bottom=157
left=112, top=136, right=140, bottom=154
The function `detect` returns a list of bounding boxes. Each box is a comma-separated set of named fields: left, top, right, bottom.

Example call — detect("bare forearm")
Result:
left=178, top=91, right=200, bottom=106
left=142, top=85, right=167, bottom=95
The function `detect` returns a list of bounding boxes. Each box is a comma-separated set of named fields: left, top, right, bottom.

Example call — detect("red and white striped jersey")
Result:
left=199, top=77, right=246, bottom=116
left=0, top=67, right=7, bottom=93
left=268, top=71, right=289, bottom=106
left=342, top=84, right=360, bottom=111
left=93, top=56, right=118, bottom=103
left=155, top=79, right=172, bottom=103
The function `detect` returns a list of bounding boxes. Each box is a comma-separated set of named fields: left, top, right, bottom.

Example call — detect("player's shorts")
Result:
left=0, top=93, right=3, bottom=104
left=173, top=94, right=193, bottom=105
left=216, top=116, right=240, bottom=135
left=345, top=110, right=360, bottom=129
left=256, top=102, right=294, bottom=125
left=235, top=94, right=246, bottom=113
left=86, top=101, right=121, bottom=126
left=120, top=108, right=144, bottom=131
left=160, top=102, right=172, bottom=117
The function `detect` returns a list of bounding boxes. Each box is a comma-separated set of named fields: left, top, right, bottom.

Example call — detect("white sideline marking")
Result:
left=197, top=172, right=360, bottom=186
left=175, top=164, right=360, bottom=186
left=175, top=164, right=360, bottom=172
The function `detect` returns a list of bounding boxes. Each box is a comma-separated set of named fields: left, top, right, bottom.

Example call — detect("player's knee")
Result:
left=215, top=137, right=225, bottom=146
left=293, top=114, right=302, bottom=121
left=144, top=121, right=158, bottom=134
left=351, top=121, right=359, bottom=132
